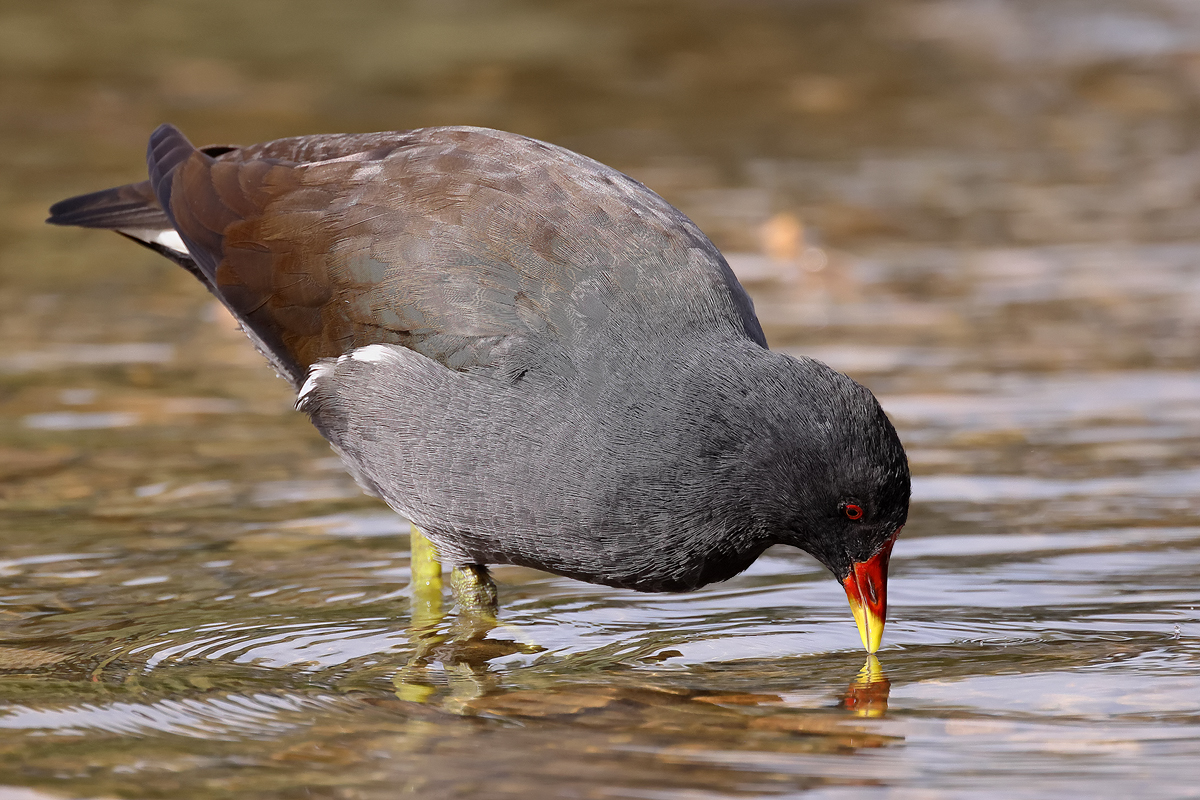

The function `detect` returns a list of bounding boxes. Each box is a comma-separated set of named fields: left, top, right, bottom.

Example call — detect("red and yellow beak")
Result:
left=841, top=532, right=898, bottom=654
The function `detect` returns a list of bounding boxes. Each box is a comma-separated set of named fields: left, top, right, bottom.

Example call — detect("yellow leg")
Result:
left=396, top=526, right=445, bottom=703
left=409, top=526, right=443, bottom=624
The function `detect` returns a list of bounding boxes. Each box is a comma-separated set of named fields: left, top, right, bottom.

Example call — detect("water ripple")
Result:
left=133, top=620, right=411, bottom=672
left=0, top=693, right=341, bottom=740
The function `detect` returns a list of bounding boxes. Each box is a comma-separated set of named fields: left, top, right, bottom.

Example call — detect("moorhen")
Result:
left=48, top=124, right=909, bottom=652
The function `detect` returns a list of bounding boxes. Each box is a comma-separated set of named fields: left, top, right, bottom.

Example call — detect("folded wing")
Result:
left=54, top=124, right=767, bottom=389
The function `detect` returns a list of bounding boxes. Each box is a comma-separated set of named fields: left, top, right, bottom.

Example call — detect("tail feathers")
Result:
left=46, top=181, right=169, bottom=230
left=46, top=174, right=201, bottom=279
left=147, top=123, right=205, bottom=224
left=46, top=124, right=231, bottom=312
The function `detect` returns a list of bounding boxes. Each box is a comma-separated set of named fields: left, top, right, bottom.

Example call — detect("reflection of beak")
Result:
left=841, top=531, right=899, bottom=653
left=842, top=655, right=891, bottom=717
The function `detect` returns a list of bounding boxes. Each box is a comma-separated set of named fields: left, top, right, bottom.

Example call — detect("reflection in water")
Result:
left=395, top=594, right=511, bottom=706
left=842, top=656, right=892, bottom=718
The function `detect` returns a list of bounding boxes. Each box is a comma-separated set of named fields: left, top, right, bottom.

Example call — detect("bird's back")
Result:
left=51, top=125, right=767, bottom=389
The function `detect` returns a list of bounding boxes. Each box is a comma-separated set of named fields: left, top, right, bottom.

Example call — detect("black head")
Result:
left=731, top=351, right=907, bottom=652
left=739, top=352, right=910, bottom=579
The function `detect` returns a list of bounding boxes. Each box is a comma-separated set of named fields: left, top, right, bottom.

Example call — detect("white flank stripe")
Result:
left=298, top=361, right=337, bottom=404
left=349, top=344, right=395, bottom=364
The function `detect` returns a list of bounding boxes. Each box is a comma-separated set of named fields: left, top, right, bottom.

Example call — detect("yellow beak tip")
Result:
left=847, top=599, right=886, bottom=654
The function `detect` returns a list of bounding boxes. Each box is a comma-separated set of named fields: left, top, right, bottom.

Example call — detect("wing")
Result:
left=64, top=124, right=768, bottom=388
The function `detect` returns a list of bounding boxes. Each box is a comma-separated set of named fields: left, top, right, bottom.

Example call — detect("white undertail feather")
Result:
left=153, top=229, right=187, bottom=253
left=120, top=228, right=188, bottom=255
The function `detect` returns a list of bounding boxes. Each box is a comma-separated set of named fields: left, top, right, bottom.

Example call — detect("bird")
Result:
left=47, top=124, right=909, bottom=653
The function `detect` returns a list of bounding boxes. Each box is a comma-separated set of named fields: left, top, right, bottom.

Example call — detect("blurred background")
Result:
left=1, top=1, right=1199, bottom=799
left=7, top=0, right=1200, bottom=368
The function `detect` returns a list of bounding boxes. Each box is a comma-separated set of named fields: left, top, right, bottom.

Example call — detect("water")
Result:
left=2, top=1, right=1199, bottom=797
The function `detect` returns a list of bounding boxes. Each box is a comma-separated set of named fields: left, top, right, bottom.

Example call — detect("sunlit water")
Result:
left=2, top=1, right=1200, bottom=798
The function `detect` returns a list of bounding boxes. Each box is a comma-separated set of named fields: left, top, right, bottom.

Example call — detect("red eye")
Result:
left=842, top=503, right=864, bottom=521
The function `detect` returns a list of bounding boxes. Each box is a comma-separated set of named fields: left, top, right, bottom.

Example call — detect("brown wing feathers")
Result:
left=51, top=124, right=768, bottom=394
left=144, top=126, right=310, bottom=384
left=145, top=126, right=407, bottom=385
left=147, top=127, right=540, bottom=384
